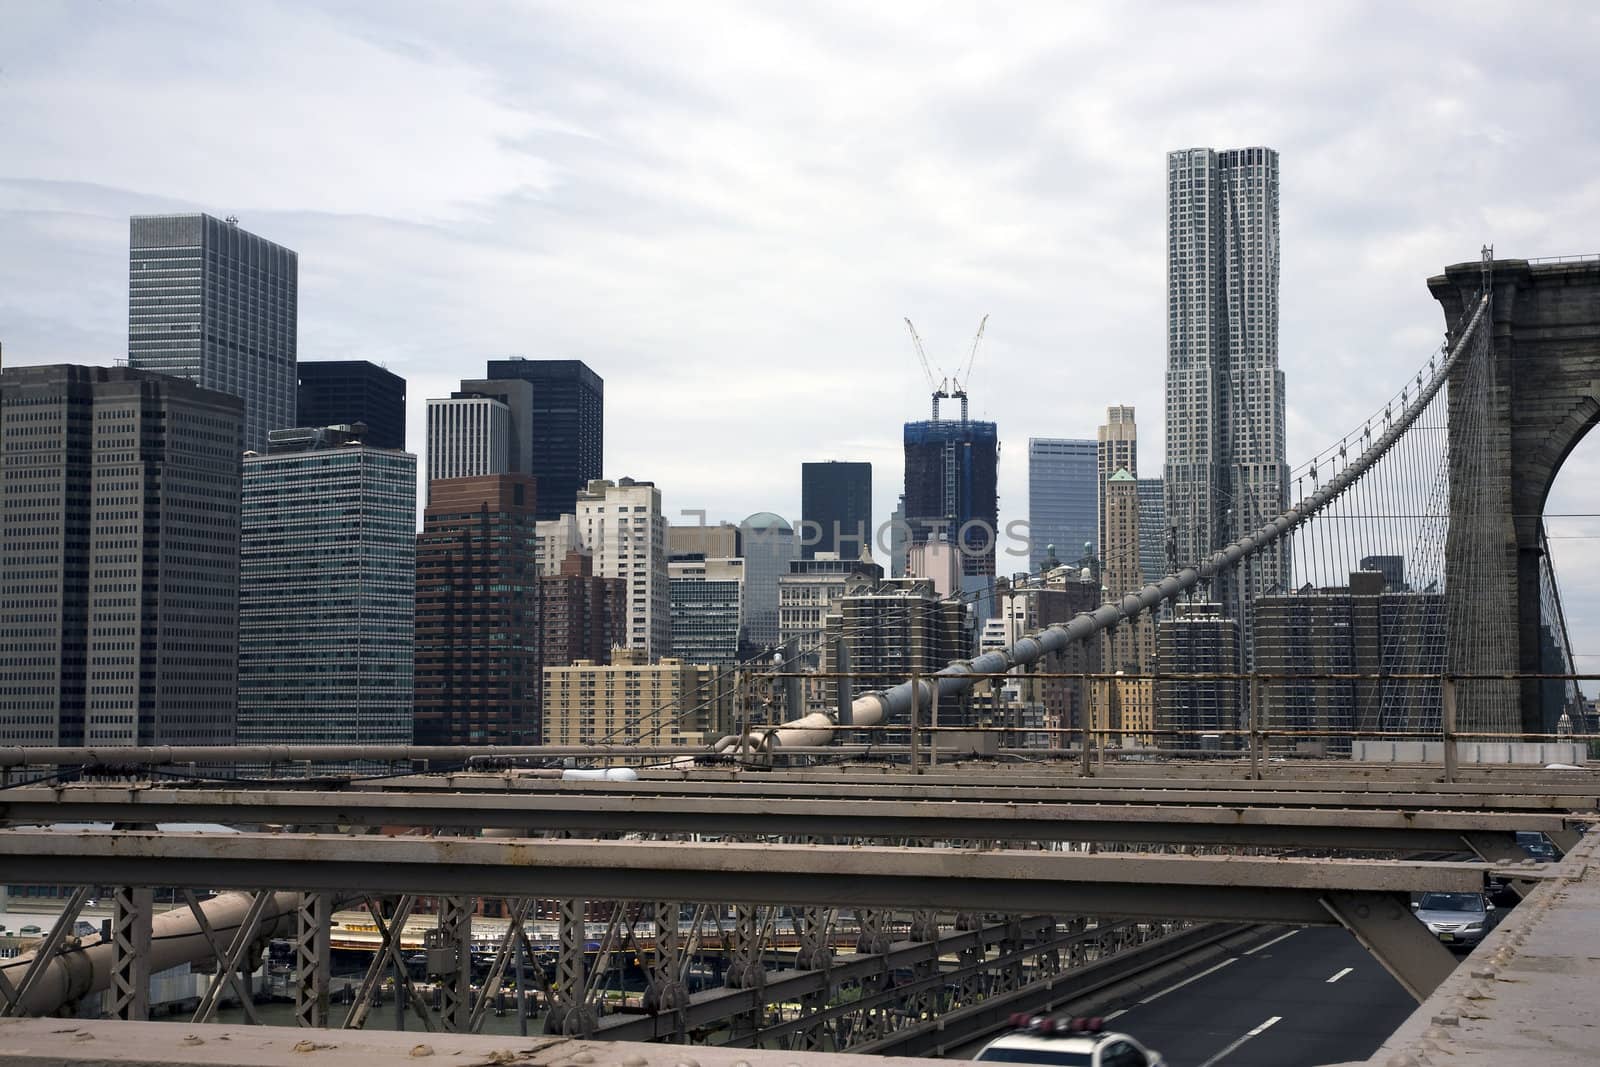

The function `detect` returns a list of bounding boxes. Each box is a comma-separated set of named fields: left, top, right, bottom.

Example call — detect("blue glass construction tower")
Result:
left=903, top=412, right=999, bottom=580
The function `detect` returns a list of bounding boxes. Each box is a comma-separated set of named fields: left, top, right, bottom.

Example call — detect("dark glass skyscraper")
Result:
left=801, top=461, right=872, bottom=560
left=1137, top=477, right=1168, bottom=584
left=1027, top=438, right=1098, bottom=574
left=128, top=213, right=297, bottom=453
left=0, top=365, right=243, bottom=747
left=903, top=417, right=999, bottom=579
left=296, top=361, right=407, bottom=450
left=485, top=359, right=603, bottom=521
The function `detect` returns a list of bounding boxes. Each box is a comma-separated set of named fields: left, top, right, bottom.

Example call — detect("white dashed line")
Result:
left=1244, top=929, right=1299, bottom=955
left=1196, top=1015, right=1283, bottom=1067
left=1136, top=956, right=1237, bottom=1005
left=1327, top=966, right=1354, bottom=984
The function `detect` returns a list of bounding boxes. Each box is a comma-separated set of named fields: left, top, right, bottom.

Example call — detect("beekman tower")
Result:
left=1164, top=147, right=1289, bottom=652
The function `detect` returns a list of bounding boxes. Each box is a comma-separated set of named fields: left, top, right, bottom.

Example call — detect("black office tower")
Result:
left=296, top=360, right=407, bottom=450
left=485, top=359, right=603, bottom=520
left=801, top=461, right=872, bottom=560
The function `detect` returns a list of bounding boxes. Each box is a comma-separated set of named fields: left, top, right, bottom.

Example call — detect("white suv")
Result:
left=975, top=1015, right=1166, bottom=1067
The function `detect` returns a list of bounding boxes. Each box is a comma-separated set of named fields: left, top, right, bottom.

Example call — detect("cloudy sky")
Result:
left=4, top=1, right=1600, bottom=671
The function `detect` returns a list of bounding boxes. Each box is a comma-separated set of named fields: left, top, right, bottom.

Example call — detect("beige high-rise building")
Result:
left=542, top=648, right=733, bottom=748
left=1096, top=406, right=1137, bottom=565
left=1097, top=468, right=1156, bottom=745
left=577, top=478, right=671, bottom=658
left=1102, top=469, right=1155, bottom=672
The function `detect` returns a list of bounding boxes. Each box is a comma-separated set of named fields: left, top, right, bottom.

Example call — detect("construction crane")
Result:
left=904, top=317, right=950, bottom=420
left=949, top=313, right=988, bottom=422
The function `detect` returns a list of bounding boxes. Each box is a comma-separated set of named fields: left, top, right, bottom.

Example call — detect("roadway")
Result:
left=1079, top=928, right=1417, bottom=1067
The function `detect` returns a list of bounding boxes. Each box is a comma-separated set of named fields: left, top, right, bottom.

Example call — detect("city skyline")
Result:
left=5, top=3, right=1600, bottom=664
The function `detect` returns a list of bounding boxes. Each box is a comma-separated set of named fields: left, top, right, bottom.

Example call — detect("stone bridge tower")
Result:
left=1431, top=258, right=1600, bottom=734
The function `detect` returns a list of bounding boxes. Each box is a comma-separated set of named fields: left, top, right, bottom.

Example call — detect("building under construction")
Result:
left=901, top=318, right=999, bottom=580
left=903, top=417, right=999, bottom=579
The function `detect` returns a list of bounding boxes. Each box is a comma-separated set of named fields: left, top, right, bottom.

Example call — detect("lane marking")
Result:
left=1244, top=929, right=1299, bottom=955
left=1327, top=966, right=1354, bottom=984
left=1104, top=1009, right=1127, bottom=1021
left=1136, top=956, right=1237, bottom=1005
left=1196, top=1015, right=1283, bottom=1067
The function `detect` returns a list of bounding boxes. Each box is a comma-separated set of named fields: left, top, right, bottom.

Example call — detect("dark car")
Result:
left=1516, top=831, right=1560, bottom=862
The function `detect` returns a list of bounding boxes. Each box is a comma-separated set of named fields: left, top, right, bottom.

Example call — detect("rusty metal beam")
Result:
left=0, top=785, right=1574, bottom=851
left=0, top=830, right=1492, bottom=924
left=362, top=770, right=1600, bottom=812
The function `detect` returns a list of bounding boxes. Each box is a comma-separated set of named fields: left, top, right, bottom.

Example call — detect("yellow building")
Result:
left=542, top=647, right=733, bottom=748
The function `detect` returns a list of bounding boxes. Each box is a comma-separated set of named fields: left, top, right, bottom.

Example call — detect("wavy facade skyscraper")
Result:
left=1164, top=146, right=1289, bottom=653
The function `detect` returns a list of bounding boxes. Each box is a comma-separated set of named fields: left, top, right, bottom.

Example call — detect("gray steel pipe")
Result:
left=0, top=890, right=302, bottom=1016
left=732, top=292, right=1488, bottom=751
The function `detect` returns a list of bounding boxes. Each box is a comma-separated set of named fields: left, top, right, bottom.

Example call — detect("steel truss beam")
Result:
left=433, top=895, right=473, bottom=1032
left=3, top=786, right=1580, bottom=851
left=108, top=887, right=151, bottom=1022
left=0, top=831, right=1497, bottom=924
left=293, top=892, right=332, bottom=1028
left=355, top=772, right=1600, bottom=813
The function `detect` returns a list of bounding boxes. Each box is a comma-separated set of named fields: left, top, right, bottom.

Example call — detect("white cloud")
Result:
left=4, top=0, right=1600, bottom=672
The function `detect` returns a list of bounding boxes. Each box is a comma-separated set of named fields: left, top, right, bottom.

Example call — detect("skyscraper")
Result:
left=903, top=416, right=999, bottom=579
left=128, top=214, right=297, bottom=453
left=739, top=512, right=799, bottom=652
left=1102, top=469, right=1155, bottom=675
left=1027, top=439, right=1097, bottom=574
left=669, top=556, right=745, bottom=668
left=778, top=555, right=884, bottom=667
left=1137, top=477, right=1168, bottom=584
left=426, top=393, right=510, bottom=488
left=486, top=359, right=604, bottom=521
left=1155, top=602, right=1241, bottom=748
left=1096, top=406, right=1137, bottom=564
left=414, top=475, right=541, bottom=744
left=296, top=361, right=407, bottom=450
left=0, top=365, right=243, bottom=747
left=577, top=478, right=670, bottom=658
left=457, top=378, right=534, bottom=476
left=540, top=549, right=625, bottom=669
left=1165, top=146, right=1288, bottom=639
left=821, top=578, right=969, bottom=719
left=1254, top=570, right=1444, bottom=752
left=801, top=461, right=872, bottom=560
left=240, top=425, right=415, bottom=748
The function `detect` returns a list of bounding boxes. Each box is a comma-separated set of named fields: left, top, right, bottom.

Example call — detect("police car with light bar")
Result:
left=973, top=1014, right=1165, bottom=1066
